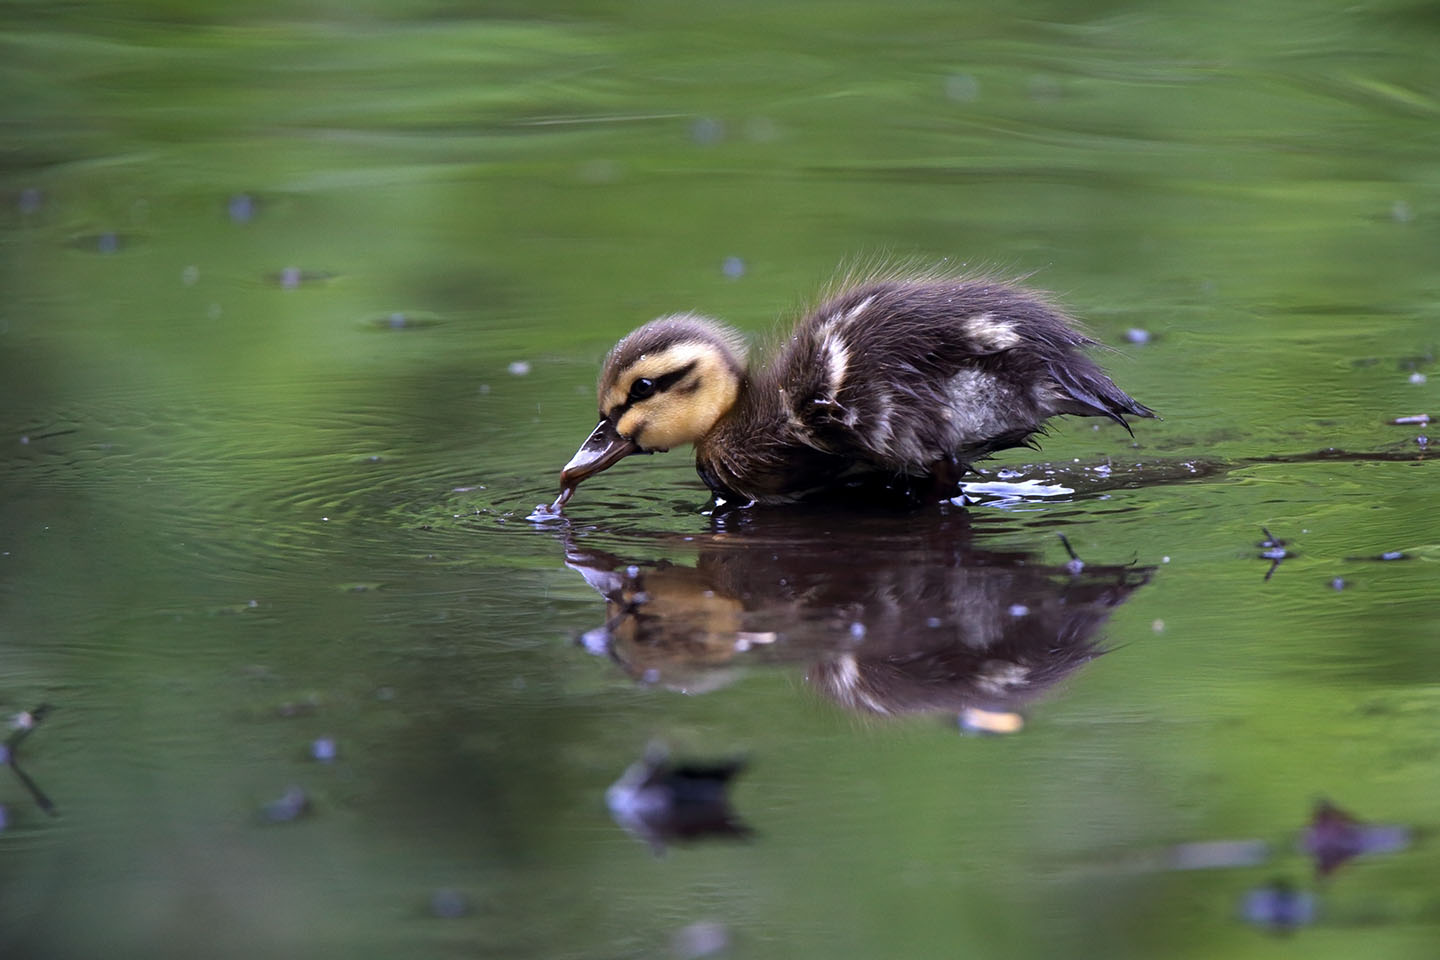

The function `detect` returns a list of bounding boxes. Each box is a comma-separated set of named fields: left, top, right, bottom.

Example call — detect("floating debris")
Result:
left=274, top=695, right=321, bottom=719
left=259, top=785, right=311, bottom=823
left=1168, top=839, right=1270, bottom=871
left=1257, top=527, right=1291, bottom=581
left=1330, top=577, right=1347, bottom=591
left=606, top=744, right=749, bottom=853
left=1056, top=532, right=1085, bottom=574
left=367, top=311, right=442, bottom=331
left=269, top=267, right=335, bottom=288
left=944, top=73, right=981, bottom=102
left=428, top=888, right=471, bottom=919
left=1301, top=799, right=1410, bottom=877
left=673, top=921, right=730, bottom=959
left=1124, top=327, right=1152, bottom=345
left=722, top=256, right=745, bottom=279
left=67, top=232, right=133, bottom=254
left=1240, top=880, right=1316, bottom=934
left=507, top=361, right=531, bottom=376
left=3, top=703, right=57, bottom=816
left=958, top=707, right=1024, bottom=735
left=1409, top=372, right=1427, bottom=385
left=690, top=116, right=725, bottom=145
left=310, top=737, right=337, bottom=763
left=1388, top=414, right=1431, bottom=425
left=227, top=193, right=256, bottom=223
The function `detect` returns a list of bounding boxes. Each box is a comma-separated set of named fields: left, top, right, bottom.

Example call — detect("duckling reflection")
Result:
left=566, top=514, right=1153, bottom=719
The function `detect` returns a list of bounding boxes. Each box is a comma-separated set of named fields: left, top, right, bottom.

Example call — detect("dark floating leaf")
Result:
left=1301, top=799, right=1410, bottom=877
left=606, top=745, right=749, bottom=853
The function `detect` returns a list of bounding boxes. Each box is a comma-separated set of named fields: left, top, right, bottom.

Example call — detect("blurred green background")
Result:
left=2, top=1, right=1438, bottom=957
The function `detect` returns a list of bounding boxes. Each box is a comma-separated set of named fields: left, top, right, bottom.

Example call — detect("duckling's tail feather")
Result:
left=1047, top=362, right=1158, bottom=435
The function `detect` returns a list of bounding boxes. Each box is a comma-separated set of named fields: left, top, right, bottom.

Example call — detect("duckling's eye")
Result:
left=628, top=377, right=656, bottom=401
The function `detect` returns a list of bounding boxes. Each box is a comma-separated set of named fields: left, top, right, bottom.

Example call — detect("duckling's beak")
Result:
left=560, top=419, right=641, bottom=494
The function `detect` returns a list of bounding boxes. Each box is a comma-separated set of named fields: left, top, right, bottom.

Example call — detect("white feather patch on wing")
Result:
left=967, top=313, right=1021, bottom=350
left=823, top=333, right=849, bottom=394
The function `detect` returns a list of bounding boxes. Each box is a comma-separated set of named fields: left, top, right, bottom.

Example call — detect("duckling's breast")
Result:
left=694, top=412, right=852, bottom=504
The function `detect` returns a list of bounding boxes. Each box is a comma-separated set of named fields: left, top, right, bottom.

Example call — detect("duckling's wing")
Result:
left=777, top=279, right=1154, bottom=473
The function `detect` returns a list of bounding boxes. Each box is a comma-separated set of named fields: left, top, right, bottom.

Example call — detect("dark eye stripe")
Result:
left=607, top=360, right=700, bottom=420
left=654, top=360, right=698, bottom=392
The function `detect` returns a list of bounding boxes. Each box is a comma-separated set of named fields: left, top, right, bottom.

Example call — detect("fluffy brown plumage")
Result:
left=554, top=274, right=1155, bottom=509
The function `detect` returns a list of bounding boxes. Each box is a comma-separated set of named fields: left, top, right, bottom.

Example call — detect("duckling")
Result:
left=553, top=273, right=1156, bottom=509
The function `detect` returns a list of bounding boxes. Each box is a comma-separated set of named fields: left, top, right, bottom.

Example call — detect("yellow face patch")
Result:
left=603, top=341, right=740, bottom=451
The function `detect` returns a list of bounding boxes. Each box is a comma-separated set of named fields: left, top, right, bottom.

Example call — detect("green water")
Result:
left=2, top=2, right=1438, bottom=957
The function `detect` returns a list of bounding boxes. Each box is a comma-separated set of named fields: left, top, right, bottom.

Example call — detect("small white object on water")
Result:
left=508, top=361, right=531, bottom=376
left=280, top=266, right=302, bottom=289
left=673, top=921, right=730, bottom=959
left=960, top=707, right=1024, bottom=735
left=1409, top=372, right=1427, bottom=384
left=722, top=256, right=745, bottom=278
left=1124, top=328, right=1152, bottom=345
left=1152, top=619, right=1165, bottom=633
left=182, top=265, right=199, bottom=286
left=690, top=116, right=725, bottom=145
left=962, top=479, right=1075, bottom=502
left=944, top=73, right=981, bottom=102
left=1008, top=604, right=1029, bottom=617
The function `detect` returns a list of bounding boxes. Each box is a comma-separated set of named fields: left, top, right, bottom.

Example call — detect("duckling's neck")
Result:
left=694, top=372, right=847, bottom=504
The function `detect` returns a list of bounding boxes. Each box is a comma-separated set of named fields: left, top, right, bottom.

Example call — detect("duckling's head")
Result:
left=558, top=314, right=747, bottom=506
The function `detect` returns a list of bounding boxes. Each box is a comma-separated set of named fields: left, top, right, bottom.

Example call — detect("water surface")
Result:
left=2, top=2, right=1438, bottom=958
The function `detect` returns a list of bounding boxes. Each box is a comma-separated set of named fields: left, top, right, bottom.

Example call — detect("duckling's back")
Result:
left=701, top=277, right=1154, bottom=503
